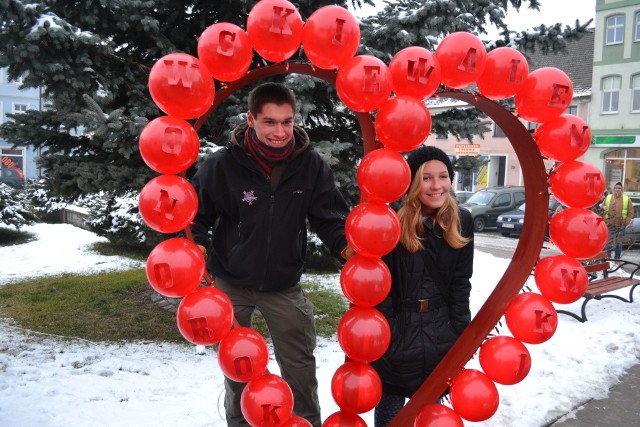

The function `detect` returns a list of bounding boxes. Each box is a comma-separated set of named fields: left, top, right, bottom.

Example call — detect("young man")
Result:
left=600, top=181, right=634, bottom=259
left=190, top=82, right=351, bottom=427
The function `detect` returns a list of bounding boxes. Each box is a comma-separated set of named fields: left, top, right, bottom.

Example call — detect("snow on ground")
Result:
left=0, top=223, right=639, bottom=426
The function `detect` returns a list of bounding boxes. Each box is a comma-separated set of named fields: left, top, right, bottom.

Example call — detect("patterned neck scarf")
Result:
left=245, top=127, right=294, bottom=174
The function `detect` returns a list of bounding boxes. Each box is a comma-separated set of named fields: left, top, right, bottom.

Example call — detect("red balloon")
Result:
left=449, top=369, right=499, bottom=422
left=549, top=208, right=608, bottom=260
left=534, top=255, right=589, bottom=304
left=505, top=292, right=558, bottom=344
left=389, top=46, right=441, bottom=100
left=476, top=47, right=529, bottom=100
left=337, top=306, right=390, bottom=363
left=549, top=161, right=605, bottom=209
left=336, top=55, right=393, bottom=112
left=374, top=97, right=432, bottom=152
left=176, top=286, right=234, bottom=345
left=340, top=254, right=391, bottom=307
left=138, top=175, right=198, bottom=233
left=357, top=148, right=411, bottom=203
left=345, top=201, right=400, bottom=258
left=197, top=22, right=252, bottom=82
left=246, top=0, right=303, bottom=63
left=281, top=416, right=312, bottom=427
left=148, top=52, right=214, bottom=119
left=322, top=411, right=367, bottom=427
left=146, top=237, right=204, bottom=298
left=139, top=116, right=200, bottom=175
left=434, top=32, right=487, bottom=89
left=478, top=336, right=531, bottom=385
left=302, top=5, right=360, bottom=70
left=535, top=114, right=591, bottom=162
left=414, top=404, right=464, bottom=427
left=217, top=327, right=269, bottom=383
left=241, top=374, right=294, bottom=427
left=515, top=67, right=573, bottom=123
left=331, top=361, right=382, bottom=414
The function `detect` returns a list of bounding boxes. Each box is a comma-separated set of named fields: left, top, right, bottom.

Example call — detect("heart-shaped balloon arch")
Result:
left=137, top=1, right=609, bottom=425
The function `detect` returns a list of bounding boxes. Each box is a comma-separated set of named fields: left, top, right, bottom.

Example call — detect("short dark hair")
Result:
left=248, top=82, right=296, bottom=116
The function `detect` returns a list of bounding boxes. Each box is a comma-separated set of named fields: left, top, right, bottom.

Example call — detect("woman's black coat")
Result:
left=370, top=208, right=474, bottom=398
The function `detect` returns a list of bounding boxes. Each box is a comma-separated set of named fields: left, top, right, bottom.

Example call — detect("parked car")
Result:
left=460, top=186, right=526, bottom=232
left=496, top=197, right=562, bottom=237
left=623, top=203, right=640, bottom=247
left=455, top=191, right=474, bottom=204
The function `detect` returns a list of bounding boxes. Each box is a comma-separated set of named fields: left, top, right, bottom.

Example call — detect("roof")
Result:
left=523, top=29, right=594, bottom=94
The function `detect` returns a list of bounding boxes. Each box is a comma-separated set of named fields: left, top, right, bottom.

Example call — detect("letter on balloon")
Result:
left=153, top=262, right=173, bottom=289
left=261, top=404, right=282, bottom=424
left=217, top=31, right=236, bottom=56
left=161, top=126, right=183, bottom=155
left=559, top=268, right=580, bottom=293
left=534, top=310, right=554, bottom=334
left=569, top=123, right=589, bottom=149
left=234, top=356, right=254, bottom=379
left=508, top=59, right=523, bottom=83
left=406, top=58, right=435, bottom=84
left=153, top=189, right=177, bottom=220
left=458, top=48, right=477, bottom=72
left=363, top=66, right=381, bottom=92
left=164, top=58, right=198, bottom=88
left=549, top=84, right=571, bottom=108
left=189, top=317, right=213, bottom=340
left=332, top=19, right=346, bottom=44
left=270, top=6, right=295, bottom=35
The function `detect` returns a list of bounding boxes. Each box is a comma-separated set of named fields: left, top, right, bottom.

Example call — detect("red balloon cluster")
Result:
left=139, top=0, right=595, bottom=424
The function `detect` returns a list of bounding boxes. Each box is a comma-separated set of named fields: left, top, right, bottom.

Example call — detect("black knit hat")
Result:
left=406, top=145, right=454, bottom=183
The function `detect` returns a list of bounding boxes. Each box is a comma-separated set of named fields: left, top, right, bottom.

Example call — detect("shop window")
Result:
left=606, top=15, right=624, bottom=45
left=602, top=76, right=621, bottom=113
left=604, top=148, right=640, bottom=194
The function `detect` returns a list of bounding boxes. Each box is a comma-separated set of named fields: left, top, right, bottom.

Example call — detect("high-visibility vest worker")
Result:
left=603, top=193, right=631, bottom=221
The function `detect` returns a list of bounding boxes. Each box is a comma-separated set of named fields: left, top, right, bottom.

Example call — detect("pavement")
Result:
left=547, top=361, right=640, bottom=426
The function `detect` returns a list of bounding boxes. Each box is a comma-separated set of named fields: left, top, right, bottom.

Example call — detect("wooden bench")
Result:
left=556, top=251, right=640, bottom=323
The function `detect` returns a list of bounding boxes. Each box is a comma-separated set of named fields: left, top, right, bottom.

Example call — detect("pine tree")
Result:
left=0, top=0, right=591, bottom=203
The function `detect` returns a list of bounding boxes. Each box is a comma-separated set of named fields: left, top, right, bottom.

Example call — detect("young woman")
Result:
left=370, top=145, right=474, bottom=426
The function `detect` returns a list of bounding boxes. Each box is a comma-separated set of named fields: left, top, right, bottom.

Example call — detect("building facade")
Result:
left=0, top=67, right=42, bottom=189
left=586, top=0, right=640, bottom=196
left=424, top=31, right=595, bottom=192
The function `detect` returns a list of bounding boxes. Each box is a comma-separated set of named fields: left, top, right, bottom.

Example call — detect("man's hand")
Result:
left=197, top=244, right=208, bottom=261
left=341, top=245, right=356, bottom=261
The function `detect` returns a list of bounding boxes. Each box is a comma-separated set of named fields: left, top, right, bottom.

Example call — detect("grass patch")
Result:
left=0, top=226, right=36, bottom=246
left=0, top=269, right=184, bottom=343
left=90, top=241, right=150, bottom=262
left=0, top=269, right=348, bottom=343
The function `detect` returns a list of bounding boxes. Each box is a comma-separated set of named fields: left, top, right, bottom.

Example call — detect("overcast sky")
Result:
left=352, top=0, right=597, bottom=34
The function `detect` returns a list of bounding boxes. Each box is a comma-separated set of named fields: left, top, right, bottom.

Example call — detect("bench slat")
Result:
left=585, top=278, right=640, bottom=298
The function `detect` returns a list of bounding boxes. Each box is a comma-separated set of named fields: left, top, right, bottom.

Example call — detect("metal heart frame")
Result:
left=187, top=61, right=549, bottom=425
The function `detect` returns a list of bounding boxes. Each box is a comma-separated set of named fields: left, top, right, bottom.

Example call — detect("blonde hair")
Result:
left=397, top=163, right=471, bottom=253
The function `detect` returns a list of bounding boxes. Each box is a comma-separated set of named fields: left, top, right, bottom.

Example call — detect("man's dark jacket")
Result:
left=371, top=208, right=474, bottom=397
left=190, top=123, right=349, bottom=292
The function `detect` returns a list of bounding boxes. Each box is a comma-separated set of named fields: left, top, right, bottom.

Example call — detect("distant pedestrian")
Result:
left=599, top=181, right=634, bottom=259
